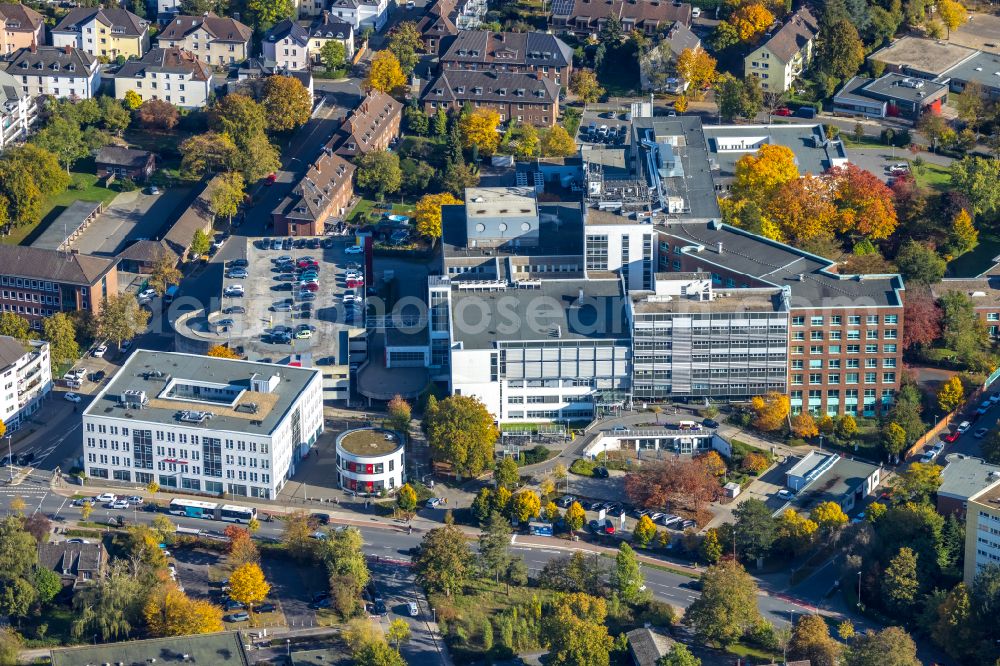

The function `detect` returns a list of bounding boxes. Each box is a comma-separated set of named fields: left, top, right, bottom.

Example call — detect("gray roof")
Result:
left=939, top=50, right=1000, bottom=92
left=860, top=72, right=949, bottom=104
left=449, top=278, right=629, bottom=348
left=5, top=46, right=97, bottom=79
left=627, top=628, right=674, bottom=666
left=663, top=22, right=700, bottom=57
left=757, top=7, right=818, bottom=63
left=116, top=47, right=212, bottom=81
left=273, top=149, right=355, bottom=223
left=833, top=76, right=885, bottom=109
left=423, top=69, right=560, bottom=105
left=265, top=18, right=309, bottom=45
left=38, top=541, right=104, bottom=579
left=870, top=36, right=978, bottom=77
left=791, top=456, right=880, bottom=511
left=658, top=220, right=905, bottom=308
left=53, top=7, right=147, bottom=37
left=0, top=336, right=29, bottom=370
left=51, top=632, right=249, bottom=666
left=32, top=200, right=103, bottom=251
left=0, top=244, right=115, bottom=285
left=158, top=13, right=252, bottom=42
left=443, top=201, right=584, bottom=260
left=84, top=350, right=322, bottom=435
left=306, top=14, right=353, bottom=39
left=441, top=30, right=572, bottom=68
left=0, top=69, right=24, bottom=108
left=702, top=123, right=849, bottom=180
left=95, top=146, right=153, bottom=168
left=939, top=454, right=1000, bottom=500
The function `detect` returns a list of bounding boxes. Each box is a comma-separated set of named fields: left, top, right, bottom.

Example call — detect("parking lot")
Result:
left=213, top=236, right=366, bottom=363
left=577, top=108, right=633, bottom=146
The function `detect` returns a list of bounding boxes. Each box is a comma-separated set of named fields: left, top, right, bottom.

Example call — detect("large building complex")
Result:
left=965, top=481, right=1000, bottom=586
left=82, top=351, right=324, bottom=500
left=0, top=336, right=51, bottom=432
left=397, top=113, right=905, bottom=424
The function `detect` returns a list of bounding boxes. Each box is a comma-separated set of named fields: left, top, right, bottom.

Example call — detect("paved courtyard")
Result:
left=65, top=187, right=192, bottom=257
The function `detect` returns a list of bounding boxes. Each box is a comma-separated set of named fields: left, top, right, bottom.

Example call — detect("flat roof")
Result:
left=703, top=124, right=849, bottom=179
left=792, top=457, right=879, bottom=511
left=338, top=428, right=403, bottom=457
left=450, top=279, right=630, bottom=349
left=871, top=36, right=978, bottom=76
left=939, top=454, right=1000, bottom=500
left=863, top=73, right=949, bottom=103
left=443, top=201, right=583, bottom=260
left=51, top=632, right=249, bottom=666
left=631, top=289, right=783, bottom=314
left=787, top=450, right=832, bottom=479
left=84, top=350, right=320, bottom=435
left=972, top=481, right=1000, bottom=507
left=32, top=200, right=103, bottom=251
left=657, top=221, right=904, bottom=308
left=941, top=50, right=1000, bottom=91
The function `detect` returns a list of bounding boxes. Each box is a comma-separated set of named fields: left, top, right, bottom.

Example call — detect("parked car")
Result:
left=227, top=268, right=248, bottom=279
left=311, top=513, right=330, bottom=525
left=426, top=498, right=443, bottom=509
left=975, top=427, right=990, bottom=438
left=773, top=107, right=793, bottom=116
left=256, top=603, right=276, bottom=613
left=224, top=285, right=244, bottom=297
left=89, top=370, right=106, bottom=383
left=92, top=344, right=108, bottom=358
left=556, top=495, right=577, bottom=508
left=944, top=431, right=960, bottom=443
left=137, top=288, right=158, bottom=301
left=957, top=421, right=972, bottom=433
left=224, top=600, right=246, bottom=611
left=64, top=392, right=82, bottom=403
left=345, top=245, right=364, bottom=255
left=592, top=466, right=609, bottom=478
left=224, top=306, right=246, bottom=315
left=96, top=493, right=116, bottom=503
left=111, top=499, right=129, bottom=510
left=703, top=418, right=719, bottom=428
left=408, top=601, right=419, bottom=617
left=777, top=489, right=795, bottom=501
left=225, top=612, right=250, bottom=623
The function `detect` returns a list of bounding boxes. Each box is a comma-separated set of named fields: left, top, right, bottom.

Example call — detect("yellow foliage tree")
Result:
left=415, top=192, right=462, bottom=239
left=673, top=95, right=689, bottom=113
left=937, top=375, right=964, bottom=413
left=365, top=50, right=407, bottom=93
left=459, top=109, right=501, bottom=156
left=732, top=144, right=799, bottom=202
left=675, top=47, right=718, bottom=94
left=950, top=209, right=978, bottom=256
left=144, top=585, right=224, bottom=637
left=791, top=413, right=819, bottom=439
left=750, top=391, right=790, bottom=431
left=565, top=500, right=586, bottom=531
left=570, top=68, right=604, bottom=103
left=543, top=501, right=561, bottom=522
left=510, top=490, right=541, bottom=523
left=540, top=125, right=577, bottom=157
left=9, top=497, right=25, bottom=515
left=768, top=174, right=840, bottom=244
left=206, top=345, right=240, bottom=359
left=700, top=450, right=727, bottom=477
left=777, top=508, right=818, bottom=554
left=228, top=562, right=271, bottom=611
left=810, top=501, right=848, bottom=530
left=936, top=0, right=967, bottom=36
left=633, top=514, right=657, bottom=547
left=731, top=3, right=775, bottom=41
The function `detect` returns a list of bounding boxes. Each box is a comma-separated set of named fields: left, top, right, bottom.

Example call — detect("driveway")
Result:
left=70, top=187, right=192, bottom=257
left=171, top=547, right=222, bottom=600
left=260, top=554, right=328, bottom=627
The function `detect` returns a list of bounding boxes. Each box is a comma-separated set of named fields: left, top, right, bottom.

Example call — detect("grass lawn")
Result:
left=347, top=198, right=416, bottom=225
left=912, top=162, right=952, bottom=191
left=2, top=170, right=118, bottom=247
left=947, top=229, right=1000, bottom=277
left=725, top=642, right=783, bottom=664
left=22, top=604, right=76, bottom=647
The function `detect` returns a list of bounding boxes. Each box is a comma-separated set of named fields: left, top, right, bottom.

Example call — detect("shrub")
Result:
left=570, top=458, right=595, bottom=476
left=519, top=445, right=552, bottom=466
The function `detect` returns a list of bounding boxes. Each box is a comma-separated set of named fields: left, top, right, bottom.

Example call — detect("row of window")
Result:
left=0, top=277, right=59, bottom=291
left=86, top=424, right=270, bottom=453
left=793, top=358, right=897, bottom=369
left=793, top=314, right=899, bottom=326
left=0, top=304, right=55, bottom=319
left=792, top=329, right=897, bottom=341
left=792, top=344, right=897, bottom=355
left=791, top=372, right=896, bottom=385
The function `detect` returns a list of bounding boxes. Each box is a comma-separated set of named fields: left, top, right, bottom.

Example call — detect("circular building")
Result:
left=335, top=428, right=405, bottom=495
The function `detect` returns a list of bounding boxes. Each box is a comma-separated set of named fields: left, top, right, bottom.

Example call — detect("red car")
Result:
left=943, top=432, right=960, bottom=443
left=346, top=279, right=364, bottom=289
left=773, top=107, right=793, bottom=117
left=300, top=282, right=320, bottom=292
left=265, top=172, right=277, bottom=186
left=297, top=259, right=319, bottom=268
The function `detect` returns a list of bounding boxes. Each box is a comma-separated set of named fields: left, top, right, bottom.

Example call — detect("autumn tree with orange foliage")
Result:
left=742, top=452, right=770, bottom=474
left=791, top=413, right=819, bottom=439
left=767, top=174, right=840, bottom=244
left=624, top=458, right=720, bottom=514
left=225, top=524, right=259, bottom=566
left=730, top=3, right=775, bottom=41
left=750, top=391, right=790, bottom=431
left=207, top=345, right=240, bottom=359
left=828, top=164, right=899, bottom=240
left=731, top=144, right=799, bottom=202
left=700, top=450, right=727, bottom=477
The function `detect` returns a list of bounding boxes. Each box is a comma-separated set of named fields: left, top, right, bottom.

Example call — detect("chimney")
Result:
left=30, top=42, right=36, bottom=53
left=63, top=44, right=71, bottom=54
left=323, top=9, right=329, bottom=21
left=716, top=241, right=723, bottom=254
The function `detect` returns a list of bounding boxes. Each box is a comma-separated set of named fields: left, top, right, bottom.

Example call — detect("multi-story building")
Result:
left=964, top=482, right=1000, bottom=585
left=335, top=428, right=405, bottom=494
left=272, top=144, right=355, bottom=235
left=939, top=454, right=1000, bottom=518
left=440, top=31, right=573, bottom=86
left=550, top=0, right=691, bottom=37
left=0, top=68, right=37, bottom=149
left=833, top=73, right=949, bottom=121
left=306, top=12, right=355, bottom=64
left=933, top=277, right=1000, bottom=339
left=0, top=336, right=51, bottom=432
left=332, top=90, right=402, bottom=159
left=113, top=47, right=214, bottom=109
left=262, top=19, right=310, bottom=71
left=156, top=14, right=253, bottom=67
left=82, top=351, right=324, bottom=499
left=422, top=70, right=560, bottom=127
left=0, top=3, right=44, bottom=56
left=0, top=245, right=117, bottom=328
left=52, top=7, right=149, bottom=60
left=743, top=7, right=818, bottom=93
left=417, top=0, right=457, bottom=54
left=453, top=0, right=487, bottom=29
left=5, top=46, right=101, bottom=99
left=328, top=0, right=392, bottom=32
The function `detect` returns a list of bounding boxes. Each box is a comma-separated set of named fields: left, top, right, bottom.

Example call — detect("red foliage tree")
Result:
left=224, top=524, right=251, bottom=552
left=828, top=164, right=899, bottom=240
left=624, top=458, right=720, bottom=513
left=903, top=289, right=942, bottom=351
left=137, top=99, right=179, bottom=130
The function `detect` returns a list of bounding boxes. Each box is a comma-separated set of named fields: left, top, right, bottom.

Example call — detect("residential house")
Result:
left=549, top=0, right=692, bottom=37
left=422, top=70, right=560, bottom=127
left=328, top=0, right=392, bottom=32
left=38, top=541, right=105, bottom=589
left=0, top=67, right=37, bottom=149
left=639, top=22, right=700, bottom=91
left=440, top=31, right=573, bottom=86
left=833, top=73, right=948, bottom=121
left=417, top=0, right=457, bottom=54
left=332, top=89, right=402, bottom=158
left=0, top=337, right=50, bottom=432
left=113, top=47, right=214, bottom=109
left=263, top=19, right=310, bottom=71
left=306, top=11, right=355, bottom=64
left=932, top=277, right=1000, bottom=339
left=0, top=3, right=44, bottom=56
left=115, top=239, right=178, bottom=275
left=273, top=147, right=355, bottom=235
left=232, top=58, right=315, bottom=102
left=453, top=0, right=486, bottom=29
left=5, top=46, right=101, bottom=99
left=95, top=146, right=156, bottom=182
left=626, top=628, right=675, bottom=666
left=743, top=7, right=819, bottom=93
left=52, top=7, right=149, bottom=60
left=0, top=245, right=117, bottom=326
left=157, top=14, right=253, bottom=67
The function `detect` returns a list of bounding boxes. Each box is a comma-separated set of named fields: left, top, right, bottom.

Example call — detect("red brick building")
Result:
left=272, top=148, right=355, bottom=235
left=332, top=90, right=403, bottom=159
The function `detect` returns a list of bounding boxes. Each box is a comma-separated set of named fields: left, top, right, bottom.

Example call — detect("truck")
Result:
left=164, top=285, right=180, bottom=305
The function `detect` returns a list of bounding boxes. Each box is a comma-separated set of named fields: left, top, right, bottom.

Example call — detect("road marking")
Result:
left=31, top=492, right=46, bottom=516
left=53, top=496, right=68, bottom=519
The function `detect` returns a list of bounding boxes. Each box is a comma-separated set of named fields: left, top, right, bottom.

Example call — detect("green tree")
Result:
left=99, top=96, right=131, bottom=135
left=95, top=294, right=149, bottom=349
left=386, top=21, right=422, bottom=75
left=320, top=40, right=346, bottom=73
left=0, top=577, right=35, bottom=618
left=471, top=487, right=493, bottom=524
left=433, top=108, right=448, bottom=137
left=494, top=456, right=519, bottom=490
left=0, top=313, right=30, bottom=339
left=262, top=76, right=312, bottom=132
left=882, top=422, right=907, bottom=460
left=733, top=498, right=776, bottom=564
left=0, top=626, right=20, bottom=665
left=148, top=250, right=182, bottom=297
left=844, top=627, right=920, bottom=666
left=424, top=395, right=499, bottom=477
left=354, top=640, right=406, bottom=666
left=478, top=511, right=513, bottom=585
left=895, top=240, right=946, bottom=285
left=817, top=19, right=864, bottom=80
left=33, top=117, right=87, bottom=172
left=247, top=0, right=293, bottom=28
left=611, top=543, right=645, bottom=603
left=951, top=155, right=1000, bottom=217
left=0, top=166, right=40, bottom=228
left=684, top=560, right=762, bottom=646
left=190, top=228, right=212, bottom=258
left=788, top=614, right=841, bottom=666
left=983, top=431, right=1000, bottom=464
left=659, top=643, right=701, bottom=666
left=209, top=172, right=244, bottom=225
left=396, top=483, right=417, bottom=512
left=3, top=143, right=69, bottom=196
left=282, top=510, right=315, bottom=561
left=355, top=150, right=402, bottom=200
left=893, top=462, right=942, bottom=504
left=716, top=73, right=762, bottom=122
left=179, top=132, right=239, bottom=178
left=32, top=566, right=61, bottom=606
left=414, top=524, right=473, bottom=596
left=940, top=289, right=992, bottom=371
left=42, top=312, right=80, bottom=369
left=386, top=618, right=411, bottom=652
left=544, top=593, right=614, bottom=666
left=699, top=528, right=723, bottom=563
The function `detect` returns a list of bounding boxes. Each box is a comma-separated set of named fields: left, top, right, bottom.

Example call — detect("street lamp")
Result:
left=286, top=638, right=291, bottom=657
left=857, top=570, right=863, bottom=610
left=6, top=434, right=12, bottom=482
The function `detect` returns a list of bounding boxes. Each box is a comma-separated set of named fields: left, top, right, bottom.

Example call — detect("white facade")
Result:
left=0, top=70, right=37, bottom=150
left=113, top=68, right=213, bottom=109
left=8, top=55, right=101, bottom=99
left=335, top=428, right=405, bottom=494
left=262, top=34, right=309, bottom=71
left=157, top=0, right=181, bottom=15
left=82, top=352, right=324, bottom=500
left=0, top=338, right=52, bottom=432
left=329, top=0, right=391, bottom=31
left=966, top=485, right=1000, bottom=585
left=584, top=218, right=657, bottom=292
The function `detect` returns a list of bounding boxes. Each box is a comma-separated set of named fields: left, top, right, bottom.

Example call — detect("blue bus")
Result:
left=529, top=521, right=553, bottom=536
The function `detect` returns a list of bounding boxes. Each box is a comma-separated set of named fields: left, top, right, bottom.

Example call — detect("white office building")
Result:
left=335, top=427, right=405, bottom=494
left=82, top=351, right=323, bottom=499
left=0, top=337, right=51, bottom=432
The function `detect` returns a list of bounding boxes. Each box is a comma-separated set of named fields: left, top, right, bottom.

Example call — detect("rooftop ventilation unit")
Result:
left=119, top=390, right=148, bottom=408
left=178, top=410, right=214, bottom=423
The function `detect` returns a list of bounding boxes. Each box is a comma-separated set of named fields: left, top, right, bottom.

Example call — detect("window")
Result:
left=829, top=359, right=841, bottom=369
left=828, top=345, right=841, bottom=354
left=810, top=316, right=824, bottom=326
left=792, top=360, right=804, bottom=369
left=831, top=315, right=841, bottom=325
left=883, top=372, right=896, bottom=383
left=828, top=373, right=840, bottom=384
left=883, top=344, right=897, bottom=354
left=810, top=345, right=823, bottom=354
left=846, top=373, right=859, bottom=384
left=849, top=315, right=861, bottom=325
left=865, top=372, right=877, bottom=383
left=847, top=345, right=860, bottom=354
left=847, top=330, right=860, bottom=340
left=792, top=316, right=804, bottom=326
left=810, top=331, right=823, bottom=340
left=809, top=373, right=822, bottom=385
left=866, top=315, right=879, bottom=325
left=884, top=314, right=898, bottom=324
left=865, top=344, right=878, bottom=354
left=829, top=331, right=841, bottom=340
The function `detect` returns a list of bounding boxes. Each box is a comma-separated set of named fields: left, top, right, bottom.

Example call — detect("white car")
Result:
left=92, top=344, right=108, bottom=358
left=111, top=500, right=129, bottom=510
left=778, top=489, right=795, bottom=501
left=426, top=498, right=442, bottom=508
left=138, top=289, right=157, bottom=301
left=957, top=421, right=972, bottom=433
left=96, top=493, right=117, bottom=503
left=224, top=285, right=245, bottom=297
left=64, top=392, right=82, bottom=403
left=345, top=270, right=361, bottom=281
left=691, top=5, right=701, bottom=17
left=345, top=245, right=364, bottom=255
left=65, top=368, right=86, bottom=381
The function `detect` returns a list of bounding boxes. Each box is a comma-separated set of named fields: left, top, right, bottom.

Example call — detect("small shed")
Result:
left=95, top=146, right=156, bottom=182
left=724, top=481, right=741, bottom=498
